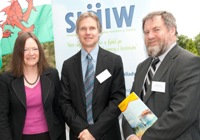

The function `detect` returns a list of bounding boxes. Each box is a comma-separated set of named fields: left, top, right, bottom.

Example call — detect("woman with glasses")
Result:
left=0, top=32, right=66, bottom=140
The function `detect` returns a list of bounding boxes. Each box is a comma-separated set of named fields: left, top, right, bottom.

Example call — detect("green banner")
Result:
left=0, top=4, right=54, bottom=69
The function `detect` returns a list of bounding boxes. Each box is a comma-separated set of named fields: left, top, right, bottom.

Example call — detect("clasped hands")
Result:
left=78, top=129, right=141, bottom=140
left=78, top=129, right=95, bottom=140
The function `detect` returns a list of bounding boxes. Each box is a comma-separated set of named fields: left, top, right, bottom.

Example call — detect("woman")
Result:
left=0, top=32, right=66, bottom=140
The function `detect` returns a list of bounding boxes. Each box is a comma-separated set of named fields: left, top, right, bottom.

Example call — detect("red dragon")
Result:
left=1, top=0, right=36, bottom=38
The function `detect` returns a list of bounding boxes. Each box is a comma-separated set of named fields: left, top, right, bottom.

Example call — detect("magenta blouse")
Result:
left=23, top=81, right=48, bottom=134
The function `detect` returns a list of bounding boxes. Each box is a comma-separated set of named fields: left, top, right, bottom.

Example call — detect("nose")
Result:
left=29, top=49, right=34, bottom=54
left=85, top=28, right=91, bottom=34
left=146, top=31, right=155, bottom=39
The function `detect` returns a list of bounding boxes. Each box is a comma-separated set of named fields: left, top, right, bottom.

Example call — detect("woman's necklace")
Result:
left=24, top=75, right=39, bottom=85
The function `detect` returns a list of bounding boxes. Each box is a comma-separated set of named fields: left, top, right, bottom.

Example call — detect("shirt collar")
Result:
left=158, top=42, right=176, bottom=62
left=81, top=45, right=99, bottom=62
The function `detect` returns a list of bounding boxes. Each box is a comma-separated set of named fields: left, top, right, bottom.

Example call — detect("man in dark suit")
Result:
left=59, top=12, right=125, bottom=140
left=122, top=11, right=200, bottom=140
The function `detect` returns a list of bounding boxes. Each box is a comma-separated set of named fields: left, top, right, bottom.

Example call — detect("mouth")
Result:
left=27, top=57, right=36, bottom=61
left=85, top=37, right=92, bottom=40
left=148, top=41, right=158, bottom=46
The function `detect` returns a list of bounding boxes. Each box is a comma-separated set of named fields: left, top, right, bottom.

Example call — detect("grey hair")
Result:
left=142, top=11, right=178, bottom=35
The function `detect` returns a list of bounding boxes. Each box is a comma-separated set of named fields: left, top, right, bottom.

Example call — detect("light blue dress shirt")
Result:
left=81, top=46, right=99, bottom=82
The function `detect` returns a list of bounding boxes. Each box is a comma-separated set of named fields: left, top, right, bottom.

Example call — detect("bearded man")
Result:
left=122, top=11, right=200, bottom=140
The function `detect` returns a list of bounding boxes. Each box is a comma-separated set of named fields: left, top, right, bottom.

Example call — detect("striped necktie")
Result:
left=142, top=58, right=160, bottom=98
left=84, top=54, right=94, bottom=125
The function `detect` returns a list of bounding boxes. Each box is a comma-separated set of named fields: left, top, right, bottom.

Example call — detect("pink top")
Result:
left=23, top=81, right=48, bottom=134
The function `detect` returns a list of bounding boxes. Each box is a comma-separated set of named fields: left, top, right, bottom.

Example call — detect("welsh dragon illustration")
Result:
left=0, top=0, right=36, bottom=38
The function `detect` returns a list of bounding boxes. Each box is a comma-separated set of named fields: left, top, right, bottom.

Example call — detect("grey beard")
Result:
left=147, top=45, right=167, bottom=57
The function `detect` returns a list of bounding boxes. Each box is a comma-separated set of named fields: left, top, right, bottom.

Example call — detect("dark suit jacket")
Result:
left=60, top=47, right=125, bottom=140
left=122, top=45, right=200, bottom=140
left=0, top=68, right=66, bottom=140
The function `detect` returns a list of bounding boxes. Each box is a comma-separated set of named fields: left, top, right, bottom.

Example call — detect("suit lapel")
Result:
left=154, top=45, right=179, bottom=81
left=93, top=47, right=106, bottom=98
left=40, top=72, right=51, bottom=104
left=75, top=48, right=106, bottom=105
left=143, top=45, right=179, bottom=102
left=12, top=77, right=26, bottom=108
left=73, top=51, right=86, bottom=104
left=137, top=58, right=152, bottom=98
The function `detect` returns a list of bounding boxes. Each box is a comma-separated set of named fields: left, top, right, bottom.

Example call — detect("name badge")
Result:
left=96, top=69, right=111, bottom=83
left=151, top=81, right=166, bottom=93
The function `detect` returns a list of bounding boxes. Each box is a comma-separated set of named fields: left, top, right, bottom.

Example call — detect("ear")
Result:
left=77, top=33, right=80, bottom=40
left=170, top=26, right=176, bottom=35
left=98, top=32, right=101, bottom=39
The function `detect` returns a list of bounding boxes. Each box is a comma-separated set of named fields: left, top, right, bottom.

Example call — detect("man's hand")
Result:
left=127, top=135, right=141, bottom=140
left=78, top=129, right=95, bottom=140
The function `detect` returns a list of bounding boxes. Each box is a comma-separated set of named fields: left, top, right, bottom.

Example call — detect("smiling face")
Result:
left=143, top=15, right=175, bottom=57
left=77, top=17, right=100, bottom=52
left=23, top=38, right=39, bottom=68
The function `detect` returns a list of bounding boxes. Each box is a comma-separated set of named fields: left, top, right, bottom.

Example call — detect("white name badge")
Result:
left=96, top=69, right=112, bottom=83
left=151, top=81, right=166, bottom=93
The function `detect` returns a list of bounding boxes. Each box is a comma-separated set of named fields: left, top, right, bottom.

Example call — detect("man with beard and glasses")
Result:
left=122, top=11, right=200, bottom=140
